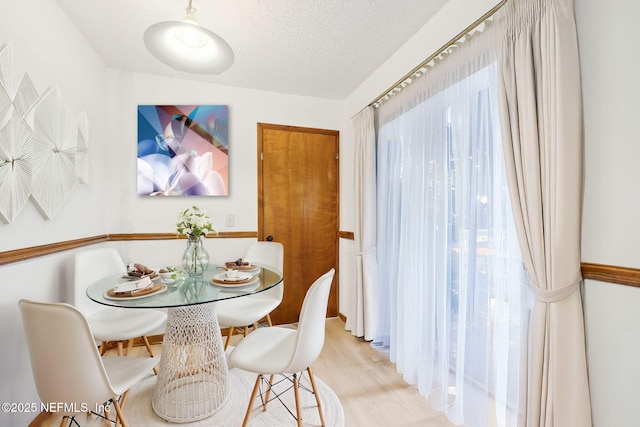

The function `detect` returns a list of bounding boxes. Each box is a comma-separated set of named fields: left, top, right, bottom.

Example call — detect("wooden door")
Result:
left=258, top=123, right=339, bottom=325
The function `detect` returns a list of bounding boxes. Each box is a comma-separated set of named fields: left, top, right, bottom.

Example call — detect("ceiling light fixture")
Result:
left=143, top=0, right=234, bottom=74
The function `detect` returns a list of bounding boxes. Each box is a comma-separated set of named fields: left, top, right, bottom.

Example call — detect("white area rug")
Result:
left=122, top=368, right=344, bottom=426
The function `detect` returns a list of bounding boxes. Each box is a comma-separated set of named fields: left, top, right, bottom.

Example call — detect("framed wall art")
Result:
left=137, top=105, right=229, bottom=196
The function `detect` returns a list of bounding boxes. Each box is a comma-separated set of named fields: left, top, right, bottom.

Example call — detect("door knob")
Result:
left=266, top=235, right=274, bottom=241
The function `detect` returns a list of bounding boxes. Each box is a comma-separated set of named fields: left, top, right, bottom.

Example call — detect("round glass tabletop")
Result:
left=86, top=264, right=283, bottom=309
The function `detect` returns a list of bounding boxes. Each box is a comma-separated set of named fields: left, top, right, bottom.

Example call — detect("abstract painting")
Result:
left=137, top=105, right=229, bottom=196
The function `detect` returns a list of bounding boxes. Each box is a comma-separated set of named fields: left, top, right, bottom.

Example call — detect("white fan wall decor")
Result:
left=0, top=43, right=90, bottom=223
left=0, top=111, right=34, bottom=223
left=0, top=43, right=38, bottom=223
left=76, top=111, right=90, bottom=184
left=26, top=87, right=79, bottom=220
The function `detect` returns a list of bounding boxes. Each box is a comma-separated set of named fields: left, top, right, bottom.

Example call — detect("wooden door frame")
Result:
left=257, top=122, right=340, bottom=316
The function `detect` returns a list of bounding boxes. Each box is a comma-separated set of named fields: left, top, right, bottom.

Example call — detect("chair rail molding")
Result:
left=3, top=236, right=640, bottom=290
left=581, top=262, right=640, bottom=288
left=0, top=232, right=258, bottom=266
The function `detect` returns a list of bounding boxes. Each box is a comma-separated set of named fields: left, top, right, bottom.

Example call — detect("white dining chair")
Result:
left=73, top=248, right=166, bottom=362
left=228, top=268, right=335, bottom=427
left=19, top=299, right=159, bottom=427
left=216, top=241, right=284, bottom=349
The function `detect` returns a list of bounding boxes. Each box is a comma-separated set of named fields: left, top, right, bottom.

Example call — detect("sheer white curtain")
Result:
left=374, top=24, right=531, bottom=427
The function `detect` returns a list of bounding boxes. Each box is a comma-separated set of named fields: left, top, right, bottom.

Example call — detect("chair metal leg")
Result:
left=293, top=373, right=303, bottom=427
left=307, top=367, right=326, bottom=426
left=242, top=375, right=262, bottom=427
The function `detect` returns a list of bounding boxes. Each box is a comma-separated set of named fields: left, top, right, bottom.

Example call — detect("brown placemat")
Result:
left=106, top=281, right=166, bottom=298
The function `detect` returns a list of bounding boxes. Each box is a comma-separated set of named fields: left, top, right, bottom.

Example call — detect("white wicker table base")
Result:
left=152, top=302, right=230, bottom=423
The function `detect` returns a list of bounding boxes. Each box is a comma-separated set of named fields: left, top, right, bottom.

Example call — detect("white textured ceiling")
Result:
left=53, top=0, right=448, bottom=99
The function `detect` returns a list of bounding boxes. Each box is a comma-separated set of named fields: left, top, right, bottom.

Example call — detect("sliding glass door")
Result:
left=374, top=57, right=531, bottom=427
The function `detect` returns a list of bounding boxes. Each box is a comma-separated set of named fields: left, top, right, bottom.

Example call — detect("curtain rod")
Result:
left=368, top=0, right=507, bottom=108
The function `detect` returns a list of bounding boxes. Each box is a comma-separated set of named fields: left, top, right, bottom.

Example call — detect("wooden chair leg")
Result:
left=125, top=339, right=134, bottom=355
left=104, top=404, right=112, bottom=424
left=263, top=375, right=275, bottom=411
left=224, top=328, right=233, bottom=350
left=141, top=336, right=158, bottom=375
left=142, top=335, right=154, bottom=357
left=266, top=313, right=273, bottom=327
left=243, top=326, right=249, bottom=336
left=28, top=410, right=52, bottom=427
left=116, top=341, right=124, bottom=356
left=293, top=373, right=303, bottom=427
left=58, top=415, right=68, bottom=427
left=112, top=399, right=127, bottom=427
left=242, top=375, right=262, bottom=427
left=120, top=389, right=131, bottom=409
left=307, top=367, right=326, bottom=426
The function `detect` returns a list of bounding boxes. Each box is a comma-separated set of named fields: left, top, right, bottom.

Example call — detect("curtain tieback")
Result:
left=530, top=271, right=582, bottom=303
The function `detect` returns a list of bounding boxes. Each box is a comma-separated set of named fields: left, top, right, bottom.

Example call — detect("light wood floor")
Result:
left=36, top=317, right=457, bottom=427
left=315, top=318, right=458, bottom=427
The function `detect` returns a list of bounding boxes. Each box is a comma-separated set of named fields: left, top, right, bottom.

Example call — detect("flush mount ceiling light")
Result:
left=143, top=0, right=234, bottom=74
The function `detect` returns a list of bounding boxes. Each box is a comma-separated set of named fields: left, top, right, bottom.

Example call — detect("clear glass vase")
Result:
left=182, top=235, right=210, bottom=276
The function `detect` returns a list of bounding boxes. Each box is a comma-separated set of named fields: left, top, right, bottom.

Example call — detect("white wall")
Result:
left=103, top=69, right=343, bottom=234
left=576, top=0, right=640, bottom=426
left=0, top=0, right=110, bottom=252
left=0, top=1, right=111, bottom=422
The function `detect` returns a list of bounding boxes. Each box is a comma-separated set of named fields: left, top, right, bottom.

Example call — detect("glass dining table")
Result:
left=86, top=264, right=283, bottom=423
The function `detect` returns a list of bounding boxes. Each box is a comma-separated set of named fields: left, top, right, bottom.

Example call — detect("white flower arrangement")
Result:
left=176, top=206, right=215, bottom=239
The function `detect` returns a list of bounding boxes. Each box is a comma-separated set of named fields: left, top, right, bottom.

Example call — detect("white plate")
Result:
left=211, top=274, right=259, bottom=288
left=213, top=272, right=254, bottom=282
left=218, top=281, right=260, bottom=292
left=223, top=265, right=261, bottom=275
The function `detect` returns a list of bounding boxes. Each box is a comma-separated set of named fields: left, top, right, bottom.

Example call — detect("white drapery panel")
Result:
left=373, top=24, right=532, bottom=427
left=497, top=0, right=592, bottom=425
left=347, top=106, right=379, bottom=341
